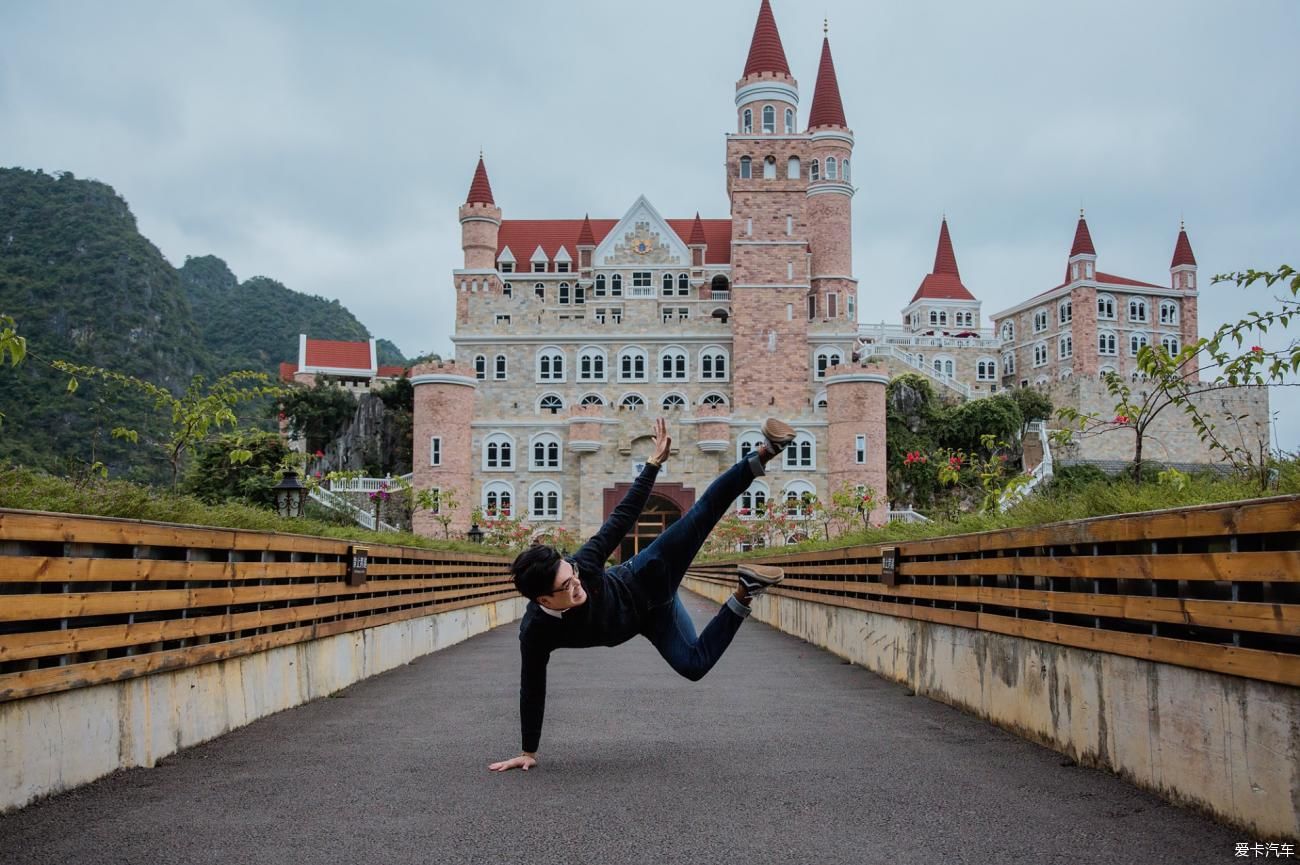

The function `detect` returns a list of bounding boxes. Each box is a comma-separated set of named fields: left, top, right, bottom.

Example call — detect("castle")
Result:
left=407, top=0, right=1267, bottom=549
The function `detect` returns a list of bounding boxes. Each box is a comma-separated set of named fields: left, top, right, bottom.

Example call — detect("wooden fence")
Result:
left=689, top=496, right=1300, bottom=687
left=0, top=510, right=514, bottom=702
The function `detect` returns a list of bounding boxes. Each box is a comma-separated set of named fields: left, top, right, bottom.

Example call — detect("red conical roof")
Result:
left=466, top=156, right=495, bottom=205
left=910, top=218, right=976, bottom=303
left=1070, top=213, right=1096, bottom=257
left=807, top=37, right=847, bottom=128
left=577, top=214, right=595, bottom=247
left=933, top=217, right=960, bottom=278
left=1171, top=224, right=1197, bottom=267
left=688, top=212, right=707, bottom=246
left=743, top=0, right=791, bottom=77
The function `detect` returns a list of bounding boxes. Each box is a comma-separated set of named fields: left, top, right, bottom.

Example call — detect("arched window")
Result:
left=493, top=354, right=507, bottom=380
left=595, top=274, right=606, bottom=296
left=810, top=159, right=820, bottom=181
left=530, top=481, right=561, bottom=521
left=787, top=156, right=800, bottom=179
left=842, top=158, right=850, bottom=181
left=784, top=107, right=794, bottom=133
left=762, top=105, right=775, bottom=133
left=482, top=482, right=513, bottom=518
left=1098, top=331, right=1118, bottom=355
left=933, top=356, right=955, bottom=378
left=737, top=430, right=765, bottom=462
left=1129, top=333, right=1149, bottom=357
left=700, top=392, right=728, bottom=408
left=783, top=431, right=815, bottom=470
left=534, top=282, right=546, bottom=300
left=618, top=347, right=647, bottom=381
left=536, top=347, right=565, bottom=381
left=661, top=393, right=687, bottom=410
left=1099, top=365, right=1117, bottom=380
left=1058, top=335, right=1073, bottom=359
left=677, top=273, right=689, bottom=294
left=579, top=393, right=606, bottom=406
left=1001, top=321, right=1015, bottom=342
left=1097, top=294, right=1116, bottom=320
left=976, top=358, right=997, bottom=381
left=699, top=345, right=728, bottom=380
left=1059, top=368, right=1073, bottom=381
left=763, top=156, right=777, bottom=179
left=474, top=354, right=486, bottom=380
left=1033, top=343, right=1049, bottom=366
left=578, top=346, right=606, bottom=381
left=658, top=346, right=688, bottom=380
left=739, top=156, right=752, bottom=179
left=1129, top=299, right=1148, bottom=322
left=1059, top=300, right=1072, bottom=325
left=825, top=157, right=837, bottom=180
left=539, top=393, right=564, bottom=415
left=483, top=433, right=514, bottom=471
left=1161, top=335, right=1180, bottom=355
left=814, top=390, right=828, bottom=410
left=661, top=273, right=673, bottom=295
left=739, top=480, right=769, bottom=519
left=530, top=433, right=561, bottom=470
left=502, top=282, right=512, bottom=297
left=610, top=274, right=623, bottom=296
left=620, top=393, right=645, bottom=411
left=742, top=108, right=753, bottom=134
left=558, top=282, right=570, bottom=304
left=815, top=347, right=844, bottom=378
left=1159, top=301, right=1178, bottom=325
left=1003, top=351, right=1016, bottom=375
left=783, top=480, right=816, bottom=516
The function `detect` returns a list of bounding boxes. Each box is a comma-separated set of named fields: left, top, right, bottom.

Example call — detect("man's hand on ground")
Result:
left=488, top=753, right=538, bottom=772
left=651, top=416, right=671, bottom=465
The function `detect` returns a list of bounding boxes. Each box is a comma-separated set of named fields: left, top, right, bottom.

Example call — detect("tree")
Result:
left=415, top=486, right=462, bottom=540
left=1055, top=265, right=1297, bottom=485
left=0, top=314, right=27, bottom=429
left=52, top=362, right=283, bottom=487
left=830, top=482, right=878, bottom=534
left=185, top=429, right=289, bottom=507
left=278, top=377, right=358, bottom=454
left=1009, top=387, right=1053, bottom=436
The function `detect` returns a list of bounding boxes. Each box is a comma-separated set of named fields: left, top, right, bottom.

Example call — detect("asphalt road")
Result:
left=1, top=591, right=1245, bottom=864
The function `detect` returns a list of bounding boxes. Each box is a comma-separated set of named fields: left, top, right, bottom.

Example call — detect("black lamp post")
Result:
left=467, top=523, right=485, bottom=544
left=273, top=470, right=308, bottom=519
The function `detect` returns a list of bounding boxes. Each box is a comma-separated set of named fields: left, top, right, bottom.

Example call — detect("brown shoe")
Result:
left=761, top=418, right=796, bottom=453
left=737, top=563, right=784, bottom=597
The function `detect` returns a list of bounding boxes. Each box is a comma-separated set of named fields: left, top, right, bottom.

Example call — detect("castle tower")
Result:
left=456, top=156, right=502, bottom=324
left=1170, top=221, right=1199, bottom=358
left=1066, top=210, right=1097, bottom=285
left=410, top=362, right=478, bottom=539
left=728, top=0, right=812, bottom=414
left=901, top=217, right=979, bottom=333
left=806, top=28, right=855, bottom=324
left=825, top=365, right=889, bottom=525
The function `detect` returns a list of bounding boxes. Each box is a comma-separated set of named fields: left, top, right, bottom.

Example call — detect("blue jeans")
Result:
left=629, top=456, right=759, bottom=681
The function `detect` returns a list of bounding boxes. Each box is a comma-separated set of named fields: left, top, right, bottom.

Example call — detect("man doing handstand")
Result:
left=489, top=416, right=792, bottom=772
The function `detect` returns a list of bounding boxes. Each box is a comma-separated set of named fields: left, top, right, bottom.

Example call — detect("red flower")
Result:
left=948, top=455, right=964, bottom=468
left=738, top=507, right=751, bottom=515
left=314, top=449, right=325, bottom=457
left=1252, top=346, right=1264, bottom=353
left=1114, top=415, right=1129, bottom=425
left=501, top=508, right=511, bottom=517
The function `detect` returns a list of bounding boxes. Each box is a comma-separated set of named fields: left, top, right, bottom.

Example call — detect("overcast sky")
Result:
left=3, top=0, right=1297, bottom=449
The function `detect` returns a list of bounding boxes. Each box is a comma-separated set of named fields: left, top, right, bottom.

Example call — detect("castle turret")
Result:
left=1171, top=221, right=1200, bottom=360
left=806, top=29, right=855, bottom=322
left=735, top=0, right=798, bottom=136
left=825, top=365, right=889, bottom=525
left=1066, top=210, right=1097, bottom=284
left=411, top=361, right=478, bottom=539
left=459, top=156, right=501, bottom=270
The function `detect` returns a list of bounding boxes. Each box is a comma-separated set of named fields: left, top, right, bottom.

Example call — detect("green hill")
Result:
left=0, top=166, right=406, bottom=481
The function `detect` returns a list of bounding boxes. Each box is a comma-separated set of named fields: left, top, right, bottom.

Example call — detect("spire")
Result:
left=932, top=217, right=960, bottom=278
left=465, top=156, right=495, bottom=205
left=742, top=0, right=791, bottom=77
left=688, top=212, right=707, bottom=246
left=1171, top=221, right=1197, bottom=267
left=807, top=36, right=847, bottom=128
left=1069, top=210, right=1096, bottom=257
left=577, top=214, right=595, bottom=247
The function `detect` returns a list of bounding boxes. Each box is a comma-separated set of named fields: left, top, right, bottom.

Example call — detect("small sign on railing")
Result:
left=881, top=546, right=898, bottom=587
left=348, top=545, right=369, bottom=586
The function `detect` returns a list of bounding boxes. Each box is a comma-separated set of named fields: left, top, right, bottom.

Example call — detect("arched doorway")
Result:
left=602, top=482, right=695, bottom=562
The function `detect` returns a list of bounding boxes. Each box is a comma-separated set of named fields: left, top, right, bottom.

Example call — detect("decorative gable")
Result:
left=593, top=196, right=691, bottom=267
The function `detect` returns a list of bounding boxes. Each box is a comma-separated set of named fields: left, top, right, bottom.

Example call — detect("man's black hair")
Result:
left=511, top=544, right=563, bottom=600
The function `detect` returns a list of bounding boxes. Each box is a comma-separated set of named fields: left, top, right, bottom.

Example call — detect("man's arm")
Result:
left=489, top=636, right=549, bottom=773
left=572, top=418, right=672, bottom=573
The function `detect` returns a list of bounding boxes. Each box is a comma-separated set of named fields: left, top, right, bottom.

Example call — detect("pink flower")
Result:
left=738, top=507, right=751, bottom=515
left=948, top=455, right=964, bottom=468
left=1252, top=345, right=1263, bottom=353
left=1114, top=415, right=1129, bottom=425
left=314, top=449, right=325, bottom=457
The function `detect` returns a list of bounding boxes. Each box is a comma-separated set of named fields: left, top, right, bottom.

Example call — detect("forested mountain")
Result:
left=0, top=167, right=407, bottom=481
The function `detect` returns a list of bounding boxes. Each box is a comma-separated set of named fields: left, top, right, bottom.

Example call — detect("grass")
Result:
left=0, top=463, right=504, bottom=556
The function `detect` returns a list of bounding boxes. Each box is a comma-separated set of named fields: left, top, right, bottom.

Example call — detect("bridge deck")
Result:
left=0, top=592, right=1240, bottom=864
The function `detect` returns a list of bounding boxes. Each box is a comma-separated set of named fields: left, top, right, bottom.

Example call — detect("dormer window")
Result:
left=556, top=262, right=570, bottom=273
left=532, top=262, right=546, bottom=273
left=499, top=262, right=514, bottom=273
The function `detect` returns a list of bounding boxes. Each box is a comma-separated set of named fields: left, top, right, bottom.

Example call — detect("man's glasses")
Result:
left=548, top=575, right=579, bottom=596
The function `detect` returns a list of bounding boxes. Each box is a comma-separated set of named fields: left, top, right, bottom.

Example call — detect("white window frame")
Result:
left=854, top=434, right=867, bottom=464
left=429, top=436, right=442, bottom=467
left=700, top=392, right=729, bottom=409
left=1033, top=308, right=1049, bottom=333
left=976, top=358, right=997, bottom=381
left=538, top=393, right=565, bottom=415
left=530, top=481, right=562, bottom=521
left=1058, top=334, right=1073, bottom=360
left=661, top=392, right=688, bottom=411
left=619, top=392, right=646, bottom=411
left=529, top=432, right=562, bottom=471
left=783, top=431, right=816, bottom=470
left=699, top=345, right=729, bottom=381
left=739, top=480, right=769, bottom=519
left=784, top=107, right=794, bottom=134
left=482, top=481, right=514, bottom=518
left=578, top=346, right=607, bottom=382
left=1098, top=294, right=1117, bottom=320
left=1161, top=335, right=1180, bottom=355
left=739, top=156, right=752, bottom=179
left=493, top=354, right=507, bottom=380
left=658, top=346, right=688, bottom=381
left=815, top=346, right=843, bottom=379
left=483, top=432, right=514, bottom=471
left=536, top=346, right=566, bottom=382
left=1129, top=333, right=1149, bottom=357
left=737, top=430, right=765, bottom=463
left=742, top=108, right=752, bottom=134
left=474, top=354, right=486, bottom=380
left=762, top=104, right=775, bottom=133
left=579, top=392, right=606, bottom=407
left=1033, top=342, right=1048, bottom=367
left=1098, top=330, right=1118, bottom=356
left=1129, top=298, right=1148, bottom=323
left=783, top=480, right=816, bottom=518
left=618, top=347, right=648, bottom=382
left=1159, top=301, right=1178, bottom=325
